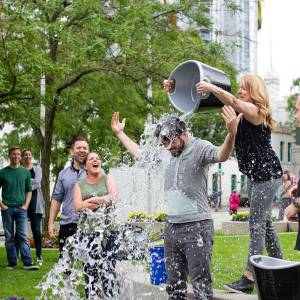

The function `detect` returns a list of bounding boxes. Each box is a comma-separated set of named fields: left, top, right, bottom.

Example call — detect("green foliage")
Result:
left=286, top=77, right=300, bottom=131
left=0, top=0, right=238, bottom=233
left=0, top=0, right=237, bottom=173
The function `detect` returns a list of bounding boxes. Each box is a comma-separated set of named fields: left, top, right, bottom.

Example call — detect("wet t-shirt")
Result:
left=235, top=118, right=282, bottom=182
left=77, top=175, right=116, bottom=235
left=164, top=138, right=219, bottom=223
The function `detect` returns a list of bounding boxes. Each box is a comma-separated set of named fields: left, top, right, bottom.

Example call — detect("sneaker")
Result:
left=37, top=256, right=43, bottom=265
left=224, top=275, right=254, bottom=294
left=6, top=262, right=17, bottom=270
left=23, top=263, right=40, bottom=270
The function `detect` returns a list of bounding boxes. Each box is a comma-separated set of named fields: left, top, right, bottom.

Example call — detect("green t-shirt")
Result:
left=0, top=166, right=32, bottom=206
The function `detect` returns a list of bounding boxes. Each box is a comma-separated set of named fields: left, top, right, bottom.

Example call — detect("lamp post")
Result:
left=217, top=162, right=223, bottom=208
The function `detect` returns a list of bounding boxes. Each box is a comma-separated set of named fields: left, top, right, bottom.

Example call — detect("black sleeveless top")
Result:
left=235, top=118, right=282, bottom=182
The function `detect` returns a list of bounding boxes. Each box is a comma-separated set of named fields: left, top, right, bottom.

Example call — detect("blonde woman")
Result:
left=196, top=75, right=283, bottom=294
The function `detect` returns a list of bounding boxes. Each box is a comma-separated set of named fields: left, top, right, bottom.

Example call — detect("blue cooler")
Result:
left=149, top=246, right=168, bottom=285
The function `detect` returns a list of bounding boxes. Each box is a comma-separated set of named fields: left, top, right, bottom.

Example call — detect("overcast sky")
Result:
left=257, top=0, right=300, bottom=97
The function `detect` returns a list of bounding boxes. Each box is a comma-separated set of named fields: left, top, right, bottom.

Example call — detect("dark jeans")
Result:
left=277, top=198, right=292, bottom=221
left=16, top=213, right=43, bottom=259
left=164, top=220, right=214, bottom=300
left=1, top=206, right=33, bottom=265
left=59, top=223, right=78, bottom=257
left=28, top=213, right=43, bottom=258
left=83, top=233, right=119, bottom=299
left=295, top=216, right=300, bottom=251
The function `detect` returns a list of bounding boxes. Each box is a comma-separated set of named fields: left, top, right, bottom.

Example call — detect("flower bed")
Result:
left=128, top=211, right=167, bottom=223
left=128, top=212, right=167, bottom=242
left=231, top=211, right=276, bottom=222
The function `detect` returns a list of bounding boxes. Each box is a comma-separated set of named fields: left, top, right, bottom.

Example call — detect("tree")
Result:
left=0, top=0, right=237, bottom=231
left=287, top=77, right=300, bottom=131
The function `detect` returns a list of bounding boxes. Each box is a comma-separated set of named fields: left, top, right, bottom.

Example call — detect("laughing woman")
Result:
left=196, top=74, right=283, bottom=294
left=73, top=152, right=119, bottom=299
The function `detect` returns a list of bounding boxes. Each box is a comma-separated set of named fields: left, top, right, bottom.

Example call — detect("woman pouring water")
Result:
left=73, top=152, right=119, bottom=299
left=196, top=75, right=283, bottom=294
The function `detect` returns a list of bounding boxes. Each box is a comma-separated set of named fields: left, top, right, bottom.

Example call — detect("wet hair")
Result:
left=8, top=146, right=21, bottom=155
left=154, top=116, right=187, bottom=140
left=21, top=148, right=32, bottom=157
left=71, top=136, right=89, bottom=149
left=239, top=74, right=276, bottom=131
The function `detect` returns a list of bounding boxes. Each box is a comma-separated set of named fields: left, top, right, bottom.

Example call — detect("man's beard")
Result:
left=170, top=140, right=185, bottom=157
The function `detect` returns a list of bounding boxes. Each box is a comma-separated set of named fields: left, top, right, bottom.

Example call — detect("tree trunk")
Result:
left=40, top=103, right=57, bottom=234
left=41, top=137, right=52, bottom=234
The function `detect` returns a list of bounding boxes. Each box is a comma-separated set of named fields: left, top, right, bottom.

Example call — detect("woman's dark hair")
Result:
left=21, top=148, right=32, bottom=157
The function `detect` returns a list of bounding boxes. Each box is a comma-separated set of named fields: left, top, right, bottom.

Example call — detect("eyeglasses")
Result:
left=160, top=135, right=179, bottom=149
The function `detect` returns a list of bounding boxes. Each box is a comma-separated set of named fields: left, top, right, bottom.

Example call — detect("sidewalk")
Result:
left=118, top=261, right=258, bottom=300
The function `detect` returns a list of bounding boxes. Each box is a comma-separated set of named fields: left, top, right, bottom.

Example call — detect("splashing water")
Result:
left=38, top=207, right=153, bottom=299
left=37, top=116, right=178, bottom=299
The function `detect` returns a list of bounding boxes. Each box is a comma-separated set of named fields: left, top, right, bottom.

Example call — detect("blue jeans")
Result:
left=16, top=213, right=43, bottom=259
left=1, top=206, right=33, bottom=265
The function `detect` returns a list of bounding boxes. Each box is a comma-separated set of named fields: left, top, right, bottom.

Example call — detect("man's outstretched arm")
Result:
left=111, top=112, right=140, bottom=160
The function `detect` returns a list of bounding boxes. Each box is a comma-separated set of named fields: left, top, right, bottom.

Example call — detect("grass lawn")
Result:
left=212, top=232, right=300, bottom=289
left=0, top=232, right=299, bottom=299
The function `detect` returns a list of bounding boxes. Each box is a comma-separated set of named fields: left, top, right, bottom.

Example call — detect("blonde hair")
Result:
left=239, top=74, right=276, bottom=131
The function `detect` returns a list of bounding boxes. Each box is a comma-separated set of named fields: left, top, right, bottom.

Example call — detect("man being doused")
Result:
left=111, top=108, right=241, bottom=300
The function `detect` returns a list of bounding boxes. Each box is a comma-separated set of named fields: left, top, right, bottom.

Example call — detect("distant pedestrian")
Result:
left=285, top=96, right=300, bottom=251
left=211, top=191, right=221, bottom=212
left=0, top=146, right=39, bottom=270
left=277, top=172, right=292, bottom=221
left=22, top=149, right=45, bottom=264
left=229, top=191, right=240, bottom=215
left=285, top=169, right=297, bottom=187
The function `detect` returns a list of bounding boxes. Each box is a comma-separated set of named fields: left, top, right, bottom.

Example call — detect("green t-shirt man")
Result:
left=0, top=166, right=32, bottom=206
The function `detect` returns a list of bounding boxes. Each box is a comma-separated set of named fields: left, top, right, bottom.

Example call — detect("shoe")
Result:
left=224, top=275, right=254, bottom=294
left=37, top=256, right=43, bottom=265
left=23, top=263, right=40, bottom=270
left=6, top=262, right=17, bottom=270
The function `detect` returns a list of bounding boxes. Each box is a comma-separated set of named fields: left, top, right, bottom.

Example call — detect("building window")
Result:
left=288, top=142, right=292, bottom=162
left=280, top=141, right=284, bottom=161
left=240, top=175, right=246, bottom=192
left=231, top=175, right=237, bottom=192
